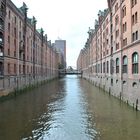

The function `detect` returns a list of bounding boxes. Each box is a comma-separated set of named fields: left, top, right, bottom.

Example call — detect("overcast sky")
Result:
left=11, top=0, right=107, bottom=68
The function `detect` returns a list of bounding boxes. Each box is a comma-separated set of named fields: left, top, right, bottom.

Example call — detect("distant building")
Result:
left=54, top=40, right=66, bottom=69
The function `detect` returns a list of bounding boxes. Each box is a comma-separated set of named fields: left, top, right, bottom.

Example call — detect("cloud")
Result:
left=12, top=0, right=107, bottom=67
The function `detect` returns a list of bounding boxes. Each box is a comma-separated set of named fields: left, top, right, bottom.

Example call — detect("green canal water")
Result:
left=0, top=75, right=140, bottom=140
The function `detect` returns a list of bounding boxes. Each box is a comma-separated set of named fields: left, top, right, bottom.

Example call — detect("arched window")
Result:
left=116, top=58, right=119, bottom=73
left=132, top=52, right=138, bottom=74
left=123, top=56, right=127, bottom=73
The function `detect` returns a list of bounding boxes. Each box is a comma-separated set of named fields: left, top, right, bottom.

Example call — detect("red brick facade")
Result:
left=77, top=0, right=140, bottom=110
left=0, top=0, right=63, bottom=96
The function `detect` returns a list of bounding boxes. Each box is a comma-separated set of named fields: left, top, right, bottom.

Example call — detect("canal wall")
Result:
left=0, top=74, right=58, bottom=97
left=82, top=73, right=140, bottom=111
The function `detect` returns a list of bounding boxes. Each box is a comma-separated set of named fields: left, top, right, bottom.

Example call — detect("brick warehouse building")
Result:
left=0, top=0, right=63, bottom=96
left=77, top=0, right=140, bottom=110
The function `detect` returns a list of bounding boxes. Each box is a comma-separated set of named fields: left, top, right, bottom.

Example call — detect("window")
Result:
left=8, top=49, right=10, bottom=55
left=110, top=59, right=114, bottom=74
left=135, top=12, right=138, bottom=23
left=14, top=51, right=16, bottom=57
left=103, top=62, right=105, bottom=73
left=123, top=56, right=127, bottom=73
left=107, top=61, right=109, bottom=73
left=14, top=28, right=16, bottom=38
left=106, top=18, right=108, bottom=25
left=132, top=12, right=138, bottom=25
left=111, top=78, right=113, bottom=86
left=8, top=23, right=10, bottom=33
left=132, top=52, right=138, bottom=74
left=14, top=39, right=16, bottom=48
left=123, top=38, right=127, bottom=46
left=115, top=3, right=118, bottom=12
left=14, top=64, right=16, bottom=73
left=132, top=31, right=138, bottom=42
left=111, top=35, right=113, bottom=46
left=0, top=33, right=3, bottom=43
left=131, top=0, right=137, bottom=7
left=116, top=58, right=119, bottom=73
left=132, top=15, right=135, bottom=25
left=122, top=6, right=126, bottom=18
left=122, top=22, right=127, bottom=33
left=136, top=31, right=138, bottom=40
left=8, top=10, right=11, bottom=19
left=111, top=24, right=113, bottom=33
left=115, top=29, right=119, bottom=38
left=116, top=43, right=119, bottom=50
left=19, top=31, right=21, bottom=40
left=115, top=15, right=119, bottom=25
left=8, top=36, right=10, bottom=43
left=8, top=63, right=10, bottom=74
left=98, top=64, right=100, bottom=73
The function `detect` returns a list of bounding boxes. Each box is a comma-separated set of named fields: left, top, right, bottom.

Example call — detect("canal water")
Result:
left=0, top=75, right=140, bottom=140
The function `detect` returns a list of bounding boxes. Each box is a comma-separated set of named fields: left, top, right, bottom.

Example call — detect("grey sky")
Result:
left=11, top=0, right=107, bottom=67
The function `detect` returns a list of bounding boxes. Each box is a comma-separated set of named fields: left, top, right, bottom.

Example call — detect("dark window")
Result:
left=115, top=15, right=119, bottom=25
left=8, top=63, right=10, bottom=74
left=136, top=31, right=138, bottom=40
left=14, top=28, right=16, bottom=38
left=107, top=61, right=109, bottom=73
left=103, top=62, right=105, bottom=73
left=111, top=78, right=113, bottom=86
left=123, top=56, right=127, bottom=73
left=8, top=10, right=11, bottom=19
left=132, top=31, right=138, bottom=42
left=14, top=64, right=16, bottom=73
left=8, top=36, right=10, bottom=43
left=132, top=52, right=138, bottom=74
left=135, top=12, right=138, bottom=23
left=116, top=58, right=119, bottom=73
left=8, top=23, right=10, bottom=33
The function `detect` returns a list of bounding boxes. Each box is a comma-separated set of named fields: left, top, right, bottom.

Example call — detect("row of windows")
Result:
left=114, top=0, right=137, bottom=16
left=91, top=52, right=139, bottom=74
left=7, top=64, right=52, bottom=74
left=114, top=11, right=137, bottom=31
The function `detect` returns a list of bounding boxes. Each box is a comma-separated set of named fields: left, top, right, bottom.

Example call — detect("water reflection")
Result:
left=0, top=75, right=140, bottom=140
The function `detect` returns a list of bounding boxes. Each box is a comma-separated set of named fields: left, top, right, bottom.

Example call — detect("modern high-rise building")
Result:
left=54, top=39, right=66, bottom=69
